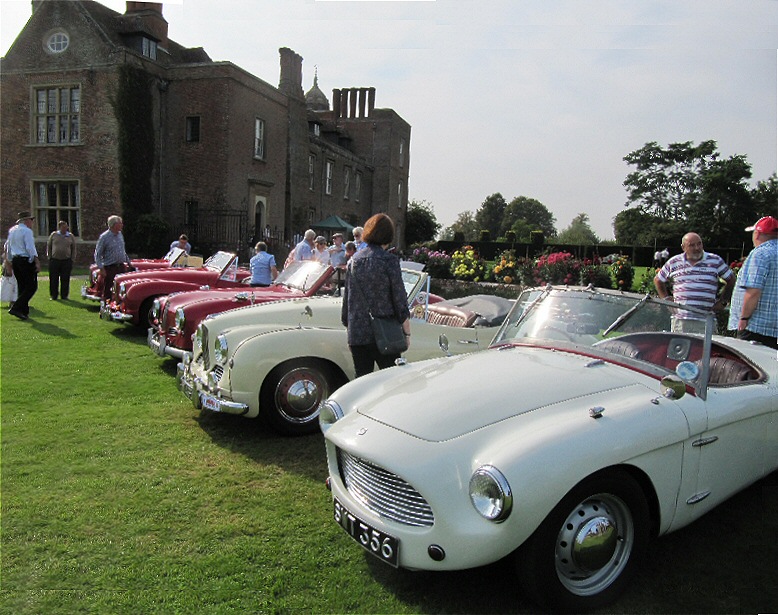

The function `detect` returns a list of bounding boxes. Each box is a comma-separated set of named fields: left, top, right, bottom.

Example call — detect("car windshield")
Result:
left=164, top=247, right=185, bottom=263
left=275, top=260, right=333, bottom=292
left=402, top=268, right=423, bottom=304
left=492, top=286, right=714, bottom=349
left=204, top=251, right=237, bottom=275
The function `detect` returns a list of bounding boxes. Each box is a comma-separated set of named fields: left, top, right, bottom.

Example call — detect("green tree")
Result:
left=441, top=210, right=479, bottom=241
left=613, top=208, right=685, bottom=247
left=502, top=196, right=557, bottom=239
left=556, top=213, right=600, bottom=245
left=750, top=174, right=778, bottom=217
left=404, top=199, right=441, bottom=245
left=474, top=193, right=507, bottom=239
left=622, top=140, right=756, bottom=247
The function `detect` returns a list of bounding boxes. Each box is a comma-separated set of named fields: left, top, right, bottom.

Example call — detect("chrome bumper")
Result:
left=147, top=328, right=188, bottom=359
left=177, top=358, right=248, bottom=416
left=99, top=302, right=133, bottom=322
left=81, top=284, right=101, bottom=301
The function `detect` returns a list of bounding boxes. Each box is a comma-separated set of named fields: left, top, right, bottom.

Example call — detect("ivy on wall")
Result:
left=110, top=64, right=168, bottom=255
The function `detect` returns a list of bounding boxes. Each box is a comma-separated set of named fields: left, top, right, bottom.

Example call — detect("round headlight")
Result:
left=214, top=334, right=229, bottom=364
left=319, top=400, right=344, bottom=432
left=469, top=465, right=512, bottom=522
left=175, top=307, right=186, bottom=331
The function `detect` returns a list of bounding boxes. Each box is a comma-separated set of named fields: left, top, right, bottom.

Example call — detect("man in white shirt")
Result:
left=5, top=211, right=40, bottom=320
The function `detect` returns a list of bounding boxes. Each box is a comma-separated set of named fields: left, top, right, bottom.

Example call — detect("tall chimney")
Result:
left=332, top=89, right=341, bottom=118
left=125, top=2, right=168, bottom=48
left=279, top=48, right=304, bottom=100
left=368, top=87, right=376, bottom=117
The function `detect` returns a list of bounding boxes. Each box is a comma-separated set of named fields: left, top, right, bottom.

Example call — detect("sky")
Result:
left=2, top=0, right=776, bottom=240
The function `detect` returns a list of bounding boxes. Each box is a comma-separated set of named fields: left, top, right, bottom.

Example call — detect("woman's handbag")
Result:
left=369, top=313, right=407, bottom=356
left=349, top=261, right=407, bottom=356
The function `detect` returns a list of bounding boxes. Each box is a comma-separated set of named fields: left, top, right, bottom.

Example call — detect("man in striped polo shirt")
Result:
left=653, top=232, right=735, bottom=333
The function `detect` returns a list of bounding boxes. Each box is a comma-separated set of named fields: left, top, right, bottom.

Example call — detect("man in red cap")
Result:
left=728, top=216, right=778, bottom=349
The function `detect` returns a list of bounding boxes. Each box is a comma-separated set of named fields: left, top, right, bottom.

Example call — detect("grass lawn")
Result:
left=1, top=278, right=776, bottom=614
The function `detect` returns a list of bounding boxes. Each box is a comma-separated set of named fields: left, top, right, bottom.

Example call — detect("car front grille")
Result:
left=212, top=365, right=224, bottom=383
left=337, top=448, right=434, bottom=527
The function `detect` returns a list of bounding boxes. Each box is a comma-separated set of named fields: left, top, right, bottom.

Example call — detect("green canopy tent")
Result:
left=311, top=215, right=354, bottom=238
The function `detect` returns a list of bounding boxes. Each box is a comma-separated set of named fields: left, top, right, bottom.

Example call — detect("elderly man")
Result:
left=654, top=232, right=734, bottom=333
left=5, top=211, right=40, bottom=320
left=728, top=216, right=778, bottom=349
left=94, top=215, right=131, bottom=300
left=293, top=229, right=316, bottom=261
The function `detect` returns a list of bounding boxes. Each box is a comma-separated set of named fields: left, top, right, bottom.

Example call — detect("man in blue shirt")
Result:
left=5, top=211, right=40, bottom=320
left=249, top=242, right=278, bottom=287
left=94, top=215, right=131, bottom=300
left=728, top=216, right=778, bottom=349
left=293, top=229, right=315, bottom=261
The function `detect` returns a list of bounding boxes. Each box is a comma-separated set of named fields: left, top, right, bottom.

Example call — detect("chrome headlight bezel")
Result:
left=174, top=307, right=186, bottom=331
left=469, top=465, right=512, bottom=522
left=213, top=334, right=229, bottom=365
left=118, top=282, right=127, bottom=300
left=193, top=325, right=204, bottom=353
left=318, top=400, right=344, bottom=432
left=151, top=298, right=161, bottom=321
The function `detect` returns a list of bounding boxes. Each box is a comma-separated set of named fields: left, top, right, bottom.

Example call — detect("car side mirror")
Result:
left=660, top=374, right=686, bottom=400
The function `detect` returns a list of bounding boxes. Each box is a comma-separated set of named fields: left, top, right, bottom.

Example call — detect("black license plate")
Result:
left=334, top=498, right=399, bottom=567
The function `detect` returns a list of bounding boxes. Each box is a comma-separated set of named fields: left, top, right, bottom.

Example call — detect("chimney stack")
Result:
left=279, top=48, right=304, bottom=100
left=125, top=2, right=168, bottom=48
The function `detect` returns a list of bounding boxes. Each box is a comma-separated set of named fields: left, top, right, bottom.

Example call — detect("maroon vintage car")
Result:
left=81, top=247, right=203, bottom=301
left=99, top=251, right=250, bottom=328
left=147, top=259, right=345, bottom=358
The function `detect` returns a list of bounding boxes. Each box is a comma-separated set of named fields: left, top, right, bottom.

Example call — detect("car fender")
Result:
left=225, top=327, right=354, bottom=418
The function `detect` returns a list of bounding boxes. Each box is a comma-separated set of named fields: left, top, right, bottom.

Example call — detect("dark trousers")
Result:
left=350, top=343, right=402, bottom=379
left=737, top=328, right=778, bottom=350
left=49, top=258, right=73, bottom=299
left=11, top=256, right=37, bottom=316
left=102, top=263, right=127, bottom=300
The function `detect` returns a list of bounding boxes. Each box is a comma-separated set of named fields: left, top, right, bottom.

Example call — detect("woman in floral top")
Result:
left=342, top=213, right=410, bottom=377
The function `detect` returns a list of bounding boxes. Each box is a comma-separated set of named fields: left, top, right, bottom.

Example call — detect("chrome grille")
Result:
left=337, top=448, right=434, bottom=527
left=212, top=365, right=224, bottom=383
left=161, top=304, right=169, bottom=327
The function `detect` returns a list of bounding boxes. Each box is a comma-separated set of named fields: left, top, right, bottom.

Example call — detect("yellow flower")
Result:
left=504, top=276, right=513, bottom=284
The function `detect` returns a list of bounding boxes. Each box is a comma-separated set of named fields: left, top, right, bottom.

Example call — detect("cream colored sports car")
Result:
left=321, top=285, right=777, bottom=611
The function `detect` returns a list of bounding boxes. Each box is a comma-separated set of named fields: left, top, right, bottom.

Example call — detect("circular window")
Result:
left=47, top=32, right=69, bottom=53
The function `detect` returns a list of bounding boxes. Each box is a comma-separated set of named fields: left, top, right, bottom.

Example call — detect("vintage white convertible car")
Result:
left=177, top=265, right=512, bottom=436
left=321, top=285, right=777, bottom=612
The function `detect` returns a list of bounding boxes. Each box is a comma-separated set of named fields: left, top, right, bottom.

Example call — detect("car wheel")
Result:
left=515, top=469, right=649, bottom=612
left=138, top=296, right=158, bottom=329
left=260, top=359, right=344, bottom=436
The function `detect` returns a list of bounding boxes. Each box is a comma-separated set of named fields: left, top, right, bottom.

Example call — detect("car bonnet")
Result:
left=350, top=346, right=646, bottom=441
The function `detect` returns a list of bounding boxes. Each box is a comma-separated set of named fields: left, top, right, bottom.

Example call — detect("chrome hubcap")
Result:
left=555, top=494, right=633, bottom=597
left=275, top=368, right=326, bottom=424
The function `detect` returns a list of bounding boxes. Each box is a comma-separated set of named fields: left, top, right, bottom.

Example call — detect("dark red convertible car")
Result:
left=99, top=251, right=250, bottom=328
left=147, top=260, right=345, bottom=358
left=81, top=247, right=203, bottom=301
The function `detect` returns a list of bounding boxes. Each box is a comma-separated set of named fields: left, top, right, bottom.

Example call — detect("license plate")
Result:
left=334, top=498, right=399, bottom=567
left=201, top=394, right=222, bottom=412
